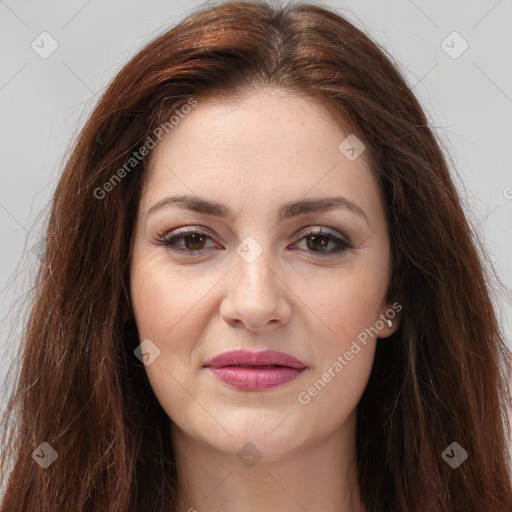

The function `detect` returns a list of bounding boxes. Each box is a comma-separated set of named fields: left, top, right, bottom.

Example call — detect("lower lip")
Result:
left=207, top=366, right=306, bottom=390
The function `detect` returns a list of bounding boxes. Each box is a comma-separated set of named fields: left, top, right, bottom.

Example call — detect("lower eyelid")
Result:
left=293, top=236, right=348, bottom=251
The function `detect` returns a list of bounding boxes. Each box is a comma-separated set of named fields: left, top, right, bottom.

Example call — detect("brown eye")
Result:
left=158, top=229, right=218, bottom=256
left=305, top=234, right=331, bottom=252
left=182, top=233, right=208, bottom=250
left=158, top=227, right=351, bottom=258
left=293, top=229, right=351, bottom=256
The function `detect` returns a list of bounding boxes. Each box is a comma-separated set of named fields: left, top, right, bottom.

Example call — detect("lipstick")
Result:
left=203, top=349, right=307, bottom=391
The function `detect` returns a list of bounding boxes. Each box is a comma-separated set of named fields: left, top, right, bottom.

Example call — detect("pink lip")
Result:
left=203, top=349, right=307, bottom=391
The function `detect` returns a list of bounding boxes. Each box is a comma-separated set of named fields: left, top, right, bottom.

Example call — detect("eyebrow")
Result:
left=146, top=194, right=369, bottom=225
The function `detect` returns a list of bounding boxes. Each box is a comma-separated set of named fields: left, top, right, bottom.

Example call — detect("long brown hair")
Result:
left=2, top=1, right=511, bottom=510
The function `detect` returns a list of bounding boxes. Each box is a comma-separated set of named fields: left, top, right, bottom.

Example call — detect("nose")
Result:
left=220, top=243, right=292, bottom=332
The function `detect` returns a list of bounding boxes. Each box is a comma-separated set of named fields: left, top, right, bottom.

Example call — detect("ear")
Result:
left=375, top=301, right=402, bottom=338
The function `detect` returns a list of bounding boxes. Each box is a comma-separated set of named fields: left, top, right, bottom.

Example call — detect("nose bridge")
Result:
left=233, top=235, right=276, bottom=297
left=220, top=234, right=291, bottom=330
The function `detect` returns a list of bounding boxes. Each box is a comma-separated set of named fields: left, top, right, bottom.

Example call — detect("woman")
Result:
left=1, top=0, right=511, bottom=510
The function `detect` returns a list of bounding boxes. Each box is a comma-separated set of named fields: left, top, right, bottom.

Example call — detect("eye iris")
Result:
left=306, top=235, right=329, bottom=252
left=184, top=233, right=206, bottom=250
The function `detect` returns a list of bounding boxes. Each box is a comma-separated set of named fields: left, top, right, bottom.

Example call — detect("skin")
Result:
left=130, top=87, right=400, bottom=512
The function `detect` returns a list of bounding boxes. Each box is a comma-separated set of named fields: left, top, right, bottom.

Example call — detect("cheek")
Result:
left=295, top=263, right=387, bottom=352
left=130, top=261, right=198, bottom=421
left=129, top=256, right=220, bottom=408
left=130, top=255, right=209, bottom=341
left=290, top=260, right=386, bottom=412
left=295, top=342, right=376, bottom=442
left=292, top=282, right=380, bottom=431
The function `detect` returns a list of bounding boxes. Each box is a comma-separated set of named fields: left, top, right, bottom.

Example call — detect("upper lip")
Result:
left=203, top=349, right=307, bottom=369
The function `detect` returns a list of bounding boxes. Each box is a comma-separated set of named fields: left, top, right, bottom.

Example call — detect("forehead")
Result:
left=140, top=88, right=383, bottom=224
left=148, top=88, right=366, bottom=166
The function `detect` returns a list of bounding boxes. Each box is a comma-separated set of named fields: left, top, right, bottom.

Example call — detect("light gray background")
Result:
left=1, top=0, right=511, bottom=404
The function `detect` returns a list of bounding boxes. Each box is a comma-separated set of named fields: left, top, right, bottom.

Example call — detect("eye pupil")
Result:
left=161, top=229, right=348, bottom=257
left=185, top=233, right=206, bottom=250
left=306, top=235, right=328, bottom=251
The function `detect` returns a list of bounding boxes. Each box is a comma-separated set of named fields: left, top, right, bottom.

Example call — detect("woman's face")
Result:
left=130, top=88, right=397, bottom=460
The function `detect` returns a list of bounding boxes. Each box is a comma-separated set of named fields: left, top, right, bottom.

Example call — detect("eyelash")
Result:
left=156, top=227, right=352, bottom=258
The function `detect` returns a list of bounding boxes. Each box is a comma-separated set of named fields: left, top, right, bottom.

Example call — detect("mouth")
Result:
left=221, top=364, right=293, bottom=368
left=203, top=349, right=306, bottom=369
left=203, top=350, right=307, bottom=391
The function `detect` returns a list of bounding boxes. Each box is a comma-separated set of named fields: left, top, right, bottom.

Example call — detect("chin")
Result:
left=203, top=418, right=309, bottom=459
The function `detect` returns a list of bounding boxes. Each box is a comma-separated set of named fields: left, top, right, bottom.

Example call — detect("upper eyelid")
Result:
left=160, top=226, right=351, bottom=251
left=161, top=225, right=347, bottom=241
left=161, top=226, right=218, bottom=243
